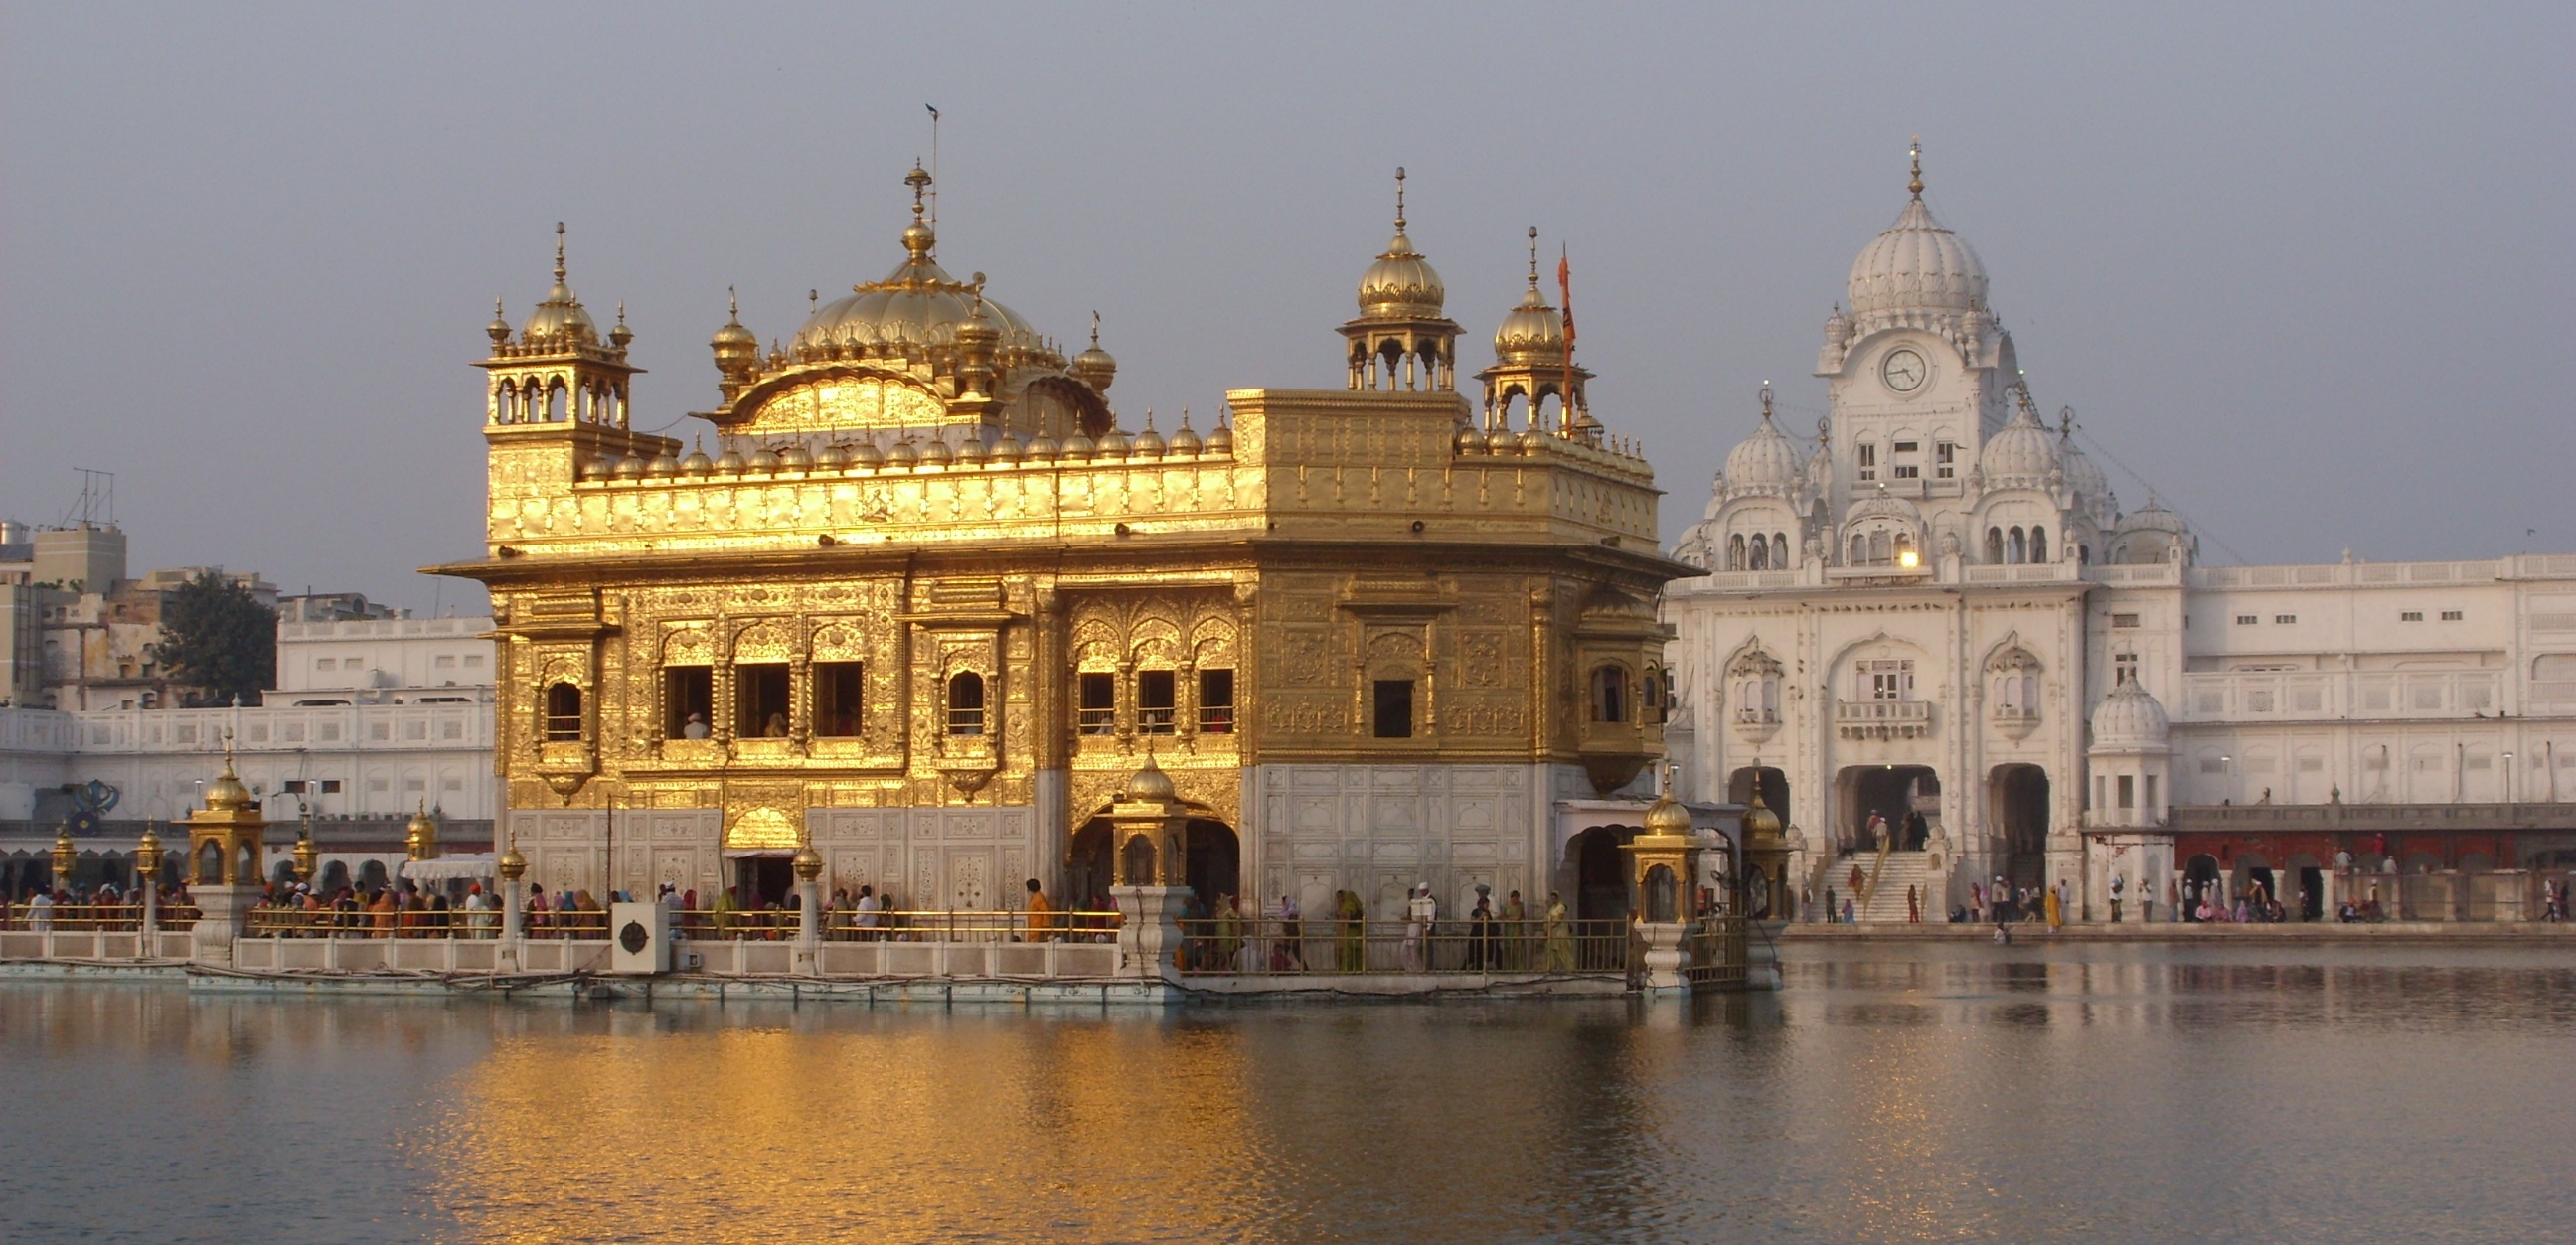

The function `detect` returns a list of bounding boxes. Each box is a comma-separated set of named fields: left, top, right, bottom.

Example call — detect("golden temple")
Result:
left=433, top=166, right=1686, bottom=920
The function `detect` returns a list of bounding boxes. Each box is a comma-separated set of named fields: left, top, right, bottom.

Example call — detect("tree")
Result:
left=153, top=571, right=276, bottom=706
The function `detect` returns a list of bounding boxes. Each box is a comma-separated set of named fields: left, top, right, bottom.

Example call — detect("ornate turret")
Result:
left=480, top=223, right=645, bottom=431
left=184, top=740, right=267, bottom=887
left=1339, top=168, right=1461, bottom=392
left=1474, top=227, right=1594, bottom=434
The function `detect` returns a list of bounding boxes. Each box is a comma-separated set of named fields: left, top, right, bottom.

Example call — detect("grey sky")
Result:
left=4, top=3, right=2568, bottom=613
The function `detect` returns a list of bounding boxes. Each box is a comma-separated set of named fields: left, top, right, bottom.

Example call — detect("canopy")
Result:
left=399, top=854, right=496, bottom=882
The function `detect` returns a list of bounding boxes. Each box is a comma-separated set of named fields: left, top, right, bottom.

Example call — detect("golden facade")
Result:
left=435, top=168, right=1686, bottom=916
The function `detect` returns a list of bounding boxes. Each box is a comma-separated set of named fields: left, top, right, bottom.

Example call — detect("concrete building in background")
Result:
left=0, top=611, right=498, bottom=896
left=1662, top=152, right=2576, bottom=924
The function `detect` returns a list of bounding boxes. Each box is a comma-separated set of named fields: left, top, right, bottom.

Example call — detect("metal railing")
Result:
left=1171, top=918, right=1634, bottom=976
left=1686, top=917, right=1751, bottom=987
left=669, top=908, right=1122, bottom=943
left=245, top=904, right=512, bottom=938
left=1, top=901, right=143, bottom=932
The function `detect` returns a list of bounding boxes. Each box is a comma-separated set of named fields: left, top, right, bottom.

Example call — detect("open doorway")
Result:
left=1839, top=765, right=1938, bottom=854
left=1989, top=764, right=2050, bottom=887
left=1068, top=820, right=1114, bottom=909
left=1569, top=826, right=1632, bottom=922
left=1184, top=820, right=1239, bottom=908
left=734, top=855, right=794, bottom=908
left=2182, top=853, right=2220, bottom=921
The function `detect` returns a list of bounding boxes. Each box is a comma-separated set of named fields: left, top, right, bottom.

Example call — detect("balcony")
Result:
left=1835, top=699, right=1933, bottom=739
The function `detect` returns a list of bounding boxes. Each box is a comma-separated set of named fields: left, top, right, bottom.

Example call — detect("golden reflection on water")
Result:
left=431, top=1012, right=1274, bottom=1242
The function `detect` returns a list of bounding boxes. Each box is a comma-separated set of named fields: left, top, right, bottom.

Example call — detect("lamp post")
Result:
left=792, top=843, right=825, bottom=975
left=51, top=822, right=77, bottom=897
left=134, top=823, right=165, bottom=949
left=497, top=838, right=527, bottom=972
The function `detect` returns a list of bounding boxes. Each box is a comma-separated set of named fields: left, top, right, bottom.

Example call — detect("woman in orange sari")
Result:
left=368, top=888, right=398, bottom=938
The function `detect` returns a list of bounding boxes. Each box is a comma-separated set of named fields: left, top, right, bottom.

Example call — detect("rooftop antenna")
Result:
left=64, top=468, right=114, bottom=528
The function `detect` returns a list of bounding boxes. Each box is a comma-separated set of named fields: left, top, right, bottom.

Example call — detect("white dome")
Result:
left=1721, top=412, right=1802, bottom=494
left=2117, top=500, right=2187, bottom=537
left=1848, top=198, right=1988, bottom=318
left=2060, top=437, right=2115, bottom=523
left=1979, top=401, right=2060, bottom=486
left=2089, top=679, right=2170, bottom=749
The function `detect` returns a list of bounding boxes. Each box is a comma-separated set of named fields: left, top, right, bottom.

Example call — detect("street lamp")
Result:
left=133, top=823, right=164, bottom=944
left=51, top=822, right=77, bottom=894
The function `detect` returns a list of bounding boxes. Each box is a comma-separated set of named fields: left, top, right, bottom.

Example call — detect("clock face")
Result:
left=1880, top=348, right=1927, bottom=393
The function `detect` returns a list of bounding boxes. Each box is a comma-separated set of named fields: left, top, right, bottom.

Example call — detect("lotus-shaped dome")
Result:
left=1492, top=283, right=1563, bottom=363
left=791, top=172, right=1046, bottom=360
left=1979, top=401, right=2060, bottom=486
left=1359, top=228, right=1444, bottom=319
left=2089, top=679, right=2170, bottom=749
left=1722, top=411, right=1803, bottom=494
left=1848, top=197, right=1988, bottom=319
left=519, top=228, right=599, bottom=347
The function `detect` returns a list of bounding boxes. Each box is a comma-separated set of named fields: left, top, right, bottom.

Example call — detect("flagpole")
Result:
left=926, top=104, right=941, bottom=227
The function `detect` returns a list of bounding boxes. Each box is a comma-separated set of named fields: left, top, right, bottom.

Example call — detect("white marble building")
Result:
left=1662, top=158, right=2576, bottom=921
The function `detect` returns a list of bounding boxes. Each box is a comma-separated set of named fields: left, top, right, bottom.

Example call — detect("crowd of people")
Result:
left=2, top=881, right=199, bottom=931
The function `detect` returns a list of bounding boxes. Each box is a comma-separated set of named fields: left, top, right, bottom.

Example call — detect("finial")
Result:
left=2058, top=405, right=2075, bottom=437
left=727, top=285, right=739, bottom=318
left=906, top=160, right=932, bottom=220
left=1179, top=406, right=1192, bottom=428
left=615, top=300, right=626, bottom=326
left=554, top=221, right=567, bottom=281
left=809, top=288, right=818, bottom=314
left=1908, top=137, right=1923, bottom=199
left=1089, top=309, right=1101, bottom=348
left=1760, top=384, right=1774, bottom=423
left=1393, top=166, right=1407, bottom=232
left=494, top=296, right=506, bottom=318
left=1143, top=407, right=1155, bottom=430
left=1527, top=226, right=1539, bottom=288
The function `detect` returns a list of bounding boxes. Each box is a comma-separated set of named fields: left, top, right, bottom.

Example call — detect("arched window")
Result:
left=2008, top=527, right=2027, bottom=564
left=1893, top=533, right=1914, bottom=565
left=1748, top=533, right=1769, bottom=571
left=946, top=671, right=987, bottom=736
left=544, top=682, right=583, bottom=741
left=1728, top=534, right=1746, bottom=570
left=1774, top=533, right=1792, bottom=568
left=1986, top=527, right=2005, bottom=563
left=1642, top=664, right=1666, bottom=724
left=1592, top=665, right=1628, bottom=723
left=2030, top=526, right=2049, bottom=563
left=1868, top=530, right=1891, bottom=564
left=1849, top=534, right=1866, bottom=564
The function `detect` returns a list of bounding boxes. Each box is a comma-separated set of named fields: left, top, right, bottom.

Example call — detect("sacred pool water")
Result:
left=3, top=942, right=2568, bottom=1243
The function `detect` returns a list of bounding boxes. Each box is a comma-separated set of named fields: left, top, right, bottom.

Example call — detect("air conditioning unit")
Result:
left=608, top=899, right=672, bottom=975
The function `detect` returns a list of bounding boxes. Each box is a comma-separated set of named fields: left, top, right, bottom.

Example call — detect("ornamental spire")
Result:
left=1393, top=166, right=1407, bottom=233
left=554, top=221, right=567, bottom=282
left=1908, top=137, right=1924, bottom=199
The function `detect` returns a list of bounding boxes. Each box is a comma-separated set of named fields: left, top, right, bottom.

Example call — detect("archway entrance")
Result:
left=733, top=855, right=793, bottom=907
left=1989, top=764, right=2050, bottom=887
left=1838, top=765, right=1938, bottom=854
left=1067, top=820, right=1114, bottom=910
left=1727, top=766, right=1789, bottom=826
left=1184, top=819, right=1239, bottom=908
left=2182, top=853, right=2220, bottom=921
left=1570, top=826, right=1632, bottom=921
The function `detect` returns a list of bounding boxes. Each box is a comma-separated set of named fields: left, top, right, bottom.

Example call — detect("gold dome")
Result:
left=1069, top=315, right=1117, bottom=392
left=1644, top=792, right=1692, bottom=838
left=1123, top=753, right=1177, bottom=804
left=486, top=298, right=513, bottom=345
left=1742, top=784, right=1783, bottom=841
left=1493, top=284, right=1564, bottom=362
left=405, top=801, right=440, bottom=861
left=791, top=166, right=1047, bottom=361
left=519, top=224, right=600, bottom=347
left=1356, top=167, right=1444, bottom=319
left=498, top=844, right=527, bottom=881
left=204, top=757, right=254, bottom=813
left=792, top=845, right=824, bottom=881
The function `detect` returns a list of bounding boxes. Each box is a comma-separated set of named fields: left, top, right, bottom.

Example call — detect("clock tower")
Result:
left=1812, top=142, right=2017, bottom=534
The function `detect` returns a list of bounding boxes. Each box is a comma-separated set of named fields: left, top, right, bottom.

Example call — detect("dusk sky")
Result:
left=4, top=3, right=2568, bottom=613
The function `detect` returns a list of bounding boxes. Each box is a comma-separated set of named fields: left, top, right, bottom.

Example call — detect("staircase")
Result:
left=1855, top=852, right=1932, bottom=923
